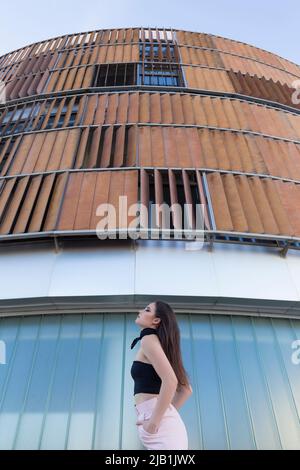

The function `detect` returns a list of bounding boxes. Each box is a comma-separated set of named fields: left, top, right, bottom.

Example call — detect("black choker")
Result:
left=130, top=327, right=158, bottom=349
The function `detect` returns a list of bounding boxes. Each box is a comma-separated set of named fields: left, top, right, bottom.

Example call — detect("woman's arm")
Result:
left=171, top=383, right=193, bottom=410
left=140, top=334, right=179, bottom=433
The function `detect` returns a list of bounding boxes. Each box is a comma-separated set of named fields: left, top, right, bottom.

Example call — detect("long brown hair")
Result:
left=154, top=300, right=190, bottom=391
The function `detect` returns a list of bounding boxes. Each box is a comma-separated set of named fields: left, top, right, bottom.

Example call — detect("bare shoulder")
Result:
left=140, top=333, right=177, bottom=383
left=141, top=332, right=161, bottom=348
left=140, top=333, right=163, bottom=358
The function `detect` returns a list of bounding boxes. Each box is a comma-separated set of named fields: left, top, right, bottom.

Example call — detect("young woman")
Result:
left=130, top=300, right=193, bottom=450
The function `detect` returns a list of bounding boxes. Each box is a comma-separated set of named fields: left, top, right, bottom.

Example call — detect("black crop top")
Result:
left=130, top=327, right=162, bottom=395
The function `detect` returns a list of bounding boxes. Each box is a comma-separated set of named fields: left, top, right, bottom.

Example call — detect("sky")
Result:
left=0, top=0, right=299, bottom=64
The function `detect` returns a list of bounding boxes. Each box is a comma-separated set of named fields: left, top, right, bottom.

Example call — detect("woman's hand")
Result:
left=136, top=418, right=159, bottom=434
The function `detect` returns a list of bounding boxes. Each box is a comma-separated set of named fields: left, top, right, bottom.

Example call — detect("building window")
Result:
left=79, top=125, right=136, bottom=168
left=0, top=109, right=15, bottom=135
left=0, top=104, right=41, bottom=136
left=0, top=136, right=18, bottom=173
left=34, top=102, right=51, bottom=131
left=0, top=96, right=82, bottom=137
left=141, top=169, right=203, bottom=234
left=68, top=101, right=80, bottom=127
left=139, top=42, right=178, bottom=62
left=93, top=63, right=137, bottom=87
left=138, top=63, right=184, bottom=87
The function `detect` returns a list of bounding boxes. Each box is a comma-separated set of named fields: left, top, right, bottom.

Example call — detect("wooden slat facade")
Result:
left=0, top=28, right=300, bottom=244
left=1, top=92, right=299, bottom=139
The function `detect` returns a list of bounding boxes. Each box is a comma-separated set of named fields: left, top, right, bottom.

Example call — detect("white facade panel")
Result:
left=0, top=240, right=300, bottom=308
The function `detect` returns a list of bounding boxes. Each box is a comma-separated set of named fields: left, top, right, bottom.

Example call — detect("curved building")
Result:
left=0, top=27, right=300, bottom=449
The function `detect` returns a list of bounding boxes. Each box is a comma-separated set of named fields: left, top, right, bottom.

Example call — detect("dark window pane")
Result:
left=68, top=113, right=77, bottom=126
left=94, top=63, right=136, bottom=86
left=116, top=64, right=125, bottom=85
left=2, top=111, right=14, bottom=124
left=14, top=122, right=25, bottom=133
left=124, top=64, right=135, bottom=85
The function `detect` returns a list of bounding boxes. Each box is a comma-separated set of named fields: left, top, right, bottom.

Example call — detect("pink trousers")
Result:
left=135, top=396, right=188, bottom=450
